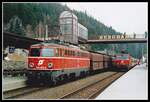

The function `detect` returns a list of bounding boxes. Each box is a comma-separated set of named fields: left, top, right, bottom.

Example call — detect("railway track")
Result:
left=3, top=86, right=48, bottom=99
left=59, top=72, right=124, bottom=99
left=3, top=71, right=125, bottom=99
left=3, top=69, right=27, bottom=77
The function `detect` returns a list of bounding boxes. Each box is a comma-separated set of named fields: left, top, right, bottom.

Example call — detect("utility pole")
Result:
left=45, top=24, right=48, bottom=41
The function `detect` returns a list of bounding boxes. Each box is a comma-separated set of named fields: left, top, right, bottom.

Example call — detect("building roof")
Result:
left=59, top=11, right=78, bottom=19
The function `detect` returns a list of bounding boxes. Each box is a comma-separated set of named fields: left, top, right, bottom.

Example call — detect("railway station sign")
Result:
left=99, top=34, right=131, bottom=40
left=9, top=46, right=15, bottom=53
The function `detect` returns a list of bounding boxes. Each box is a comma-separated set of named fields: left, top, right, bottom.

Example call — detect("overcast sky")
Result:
left=61, top=2, right=148, bottom=34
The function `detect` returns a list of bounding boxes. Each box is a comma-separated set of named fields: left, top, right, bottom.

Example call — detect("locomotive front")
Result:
left=112, top=54, right=131, bottom=71
left=27, top=43, right=57, bottom=84
left=28, top=44, right=54, bottom=70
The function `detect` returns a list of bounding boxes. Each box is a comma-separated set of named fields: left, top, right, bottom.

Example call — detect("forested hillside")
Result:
left=3, top=3, right=147, bottom=58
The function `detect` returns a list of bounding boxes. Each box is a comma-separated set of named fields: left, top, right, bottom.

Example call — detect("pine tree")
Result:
left=6, top=16, right=25, bottom=36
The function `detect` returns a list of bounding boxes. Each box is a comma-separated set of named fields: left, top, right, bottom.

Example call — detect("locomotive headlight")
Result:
left=48, top=63, right=53, bottom=68
left=121, top=61, right=124, bottom=64
left=29, top=63, right=34, bottom=68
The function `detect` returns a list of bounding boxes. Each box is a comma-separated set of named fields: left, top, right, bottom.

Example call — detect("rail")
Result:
left=59, top=72, right=124, bottom=99
left=3, top=86, right=46, bottom=99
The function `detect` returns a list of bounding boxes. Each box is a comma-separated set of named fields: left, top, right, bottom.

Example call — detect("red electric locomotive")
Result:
left=27, top=43, right=90, bottom=84
left=112, top=54, right=132, bottom=71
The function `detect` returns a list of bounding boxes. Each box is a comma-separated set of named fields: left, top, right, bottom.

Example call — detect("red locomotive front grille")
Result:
left=28, top=57, right=90, bottom=70
left=113, top=60, right=128, bottom=65
left=28, top=57, right=52, bottom=70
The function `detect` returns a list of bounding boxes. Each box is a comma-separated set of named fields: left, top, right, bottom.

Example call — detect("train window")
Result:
left=63, top=49, right=65, bottom=56
left=71, top=51, right=72, bottom=56
left=83, top=53, right=85, bottom=57
left=84, top=53, right=85, bottom=57
left=62, top=49, right=64, bottom=56
left=116, top=55, right=129, bottom=60
left=74, top=51, right=76, bottom=57
left=61, top=49, right=63, bottom=56
left=73, top=51, right=75, bottom=56
left=81, top=52, right=83, bottom=57
left=68, top=50, right=70, bottom=56
left=83, top=53, right=85, bottom=58
left=65, top=49, right=68, bottom=56
left=69, top=50, right=71, bottom=56
left=65, top=50, right=67, bottom=56
left=78, top=52, right=80, bottom=57
left=77, top=52, right=79, bottom=57
left=72, top=51, right=73, bottom=56
left=66, top=50, right=68, bottom=56
left=55, top=48, right=58, bottom=56
left=30, top=48, right=40, bottom=57
left=70, top=50, right=72, bottom=56
left=41, top=48, right=54, bottom=57
left=57, top=48, right=59, bottom=56
left=70, top=50, right=71, bottom=56
left=72, top=51, right=74, bottom=56
left=59, top=49, right=62, bottom=56
left=76, top=51, right=78, bottom=57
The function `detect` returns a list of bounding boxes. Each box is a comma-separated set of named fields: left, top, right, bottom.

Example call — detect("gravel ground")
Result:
left=61, top=73, right=123, bottom=99
left=12, top=71, right=118, bottom=100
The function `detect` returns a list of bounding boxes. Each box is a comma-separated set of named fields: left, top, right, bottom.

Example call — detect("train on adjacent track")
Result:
left=27, top=42, right=136, bottom=85
left=112, top=54, right=138, bottom=71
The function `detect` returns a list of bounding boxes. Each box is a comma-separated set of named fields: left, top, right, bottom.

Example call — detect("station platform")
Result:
left=96, top=63, right=148, bottom=100
left=3, top=77, right=27, bottom=92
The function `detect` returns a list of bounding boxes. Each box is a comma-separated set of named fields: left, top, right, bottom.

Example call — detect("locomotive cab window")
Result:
left=116, top=55, right=129, bottom=60
left=41, top=48, right=54, bottom=57
left=30, top=48, right=40, bottom=57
